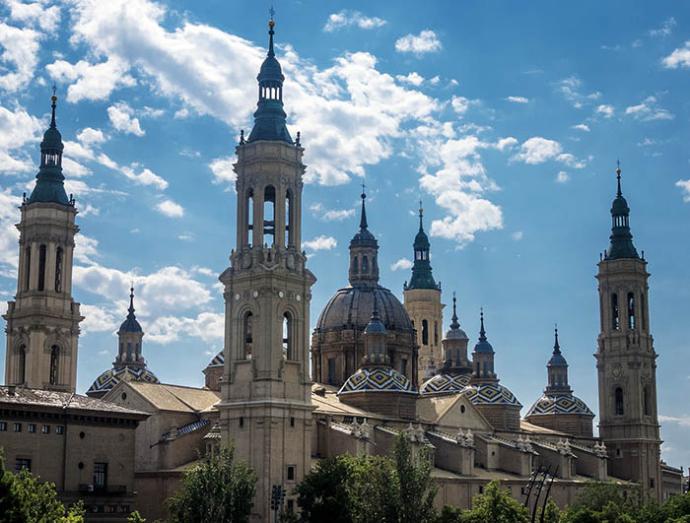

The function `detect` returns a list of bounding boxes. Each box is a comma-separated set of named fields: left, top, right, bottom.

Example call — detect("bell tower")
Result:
left=217, top=16, right=316, bottom=520
left=3, top=92, right=82, bottom=392
left=596, top=163, right=661, bottom=500
left=403, top=202, right=443, bottom=384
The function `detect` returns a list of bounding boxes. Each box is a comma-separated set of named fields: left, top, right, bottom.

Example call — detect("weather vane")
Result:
left=52, top=82, right=56, bottom=97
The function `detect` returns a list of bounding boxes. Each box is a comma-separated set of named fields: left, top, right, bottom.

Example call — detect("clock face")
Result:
left=612, top=364, right=622, bottom=378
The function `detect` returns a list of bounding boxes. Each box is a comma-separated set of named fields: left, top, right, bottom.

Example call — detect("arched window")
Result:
left=24, top=246, right=31, bottom=291
left=38, top=244, right=47, bottom=291
left=614, top=387, right=624, bottom=416
left=54, top=247, right=63, bottom=292
left=640, top=294, right=646, bottom=331
left=282, top=313, right=293, bottom=360
left=18, top=345, right=26, bottom=384
left=422, top=319, right=429, bottom=345
left=127, top=343, right=133, bottom=361
left=627, top=292, right=636, bottom=330
left=285, top=190, right=292, bottom=247
left=362, top=256, right=369, bottom=274
left=263, top=186, right=276, bottom=245
left=49, top=345, right=60, bottom=385
left=401, top=358, right=408, bottom=376
left=643, top=386, right=651, bottom=416
left=353, top=256, right=358, bottom=274
left=611, top=293, right=620, bottom=331
left=434, top=321, right=438, bottom=345
left=246, top=189, right=254, bottom=247
left=243, top=312, right=253, bottom=359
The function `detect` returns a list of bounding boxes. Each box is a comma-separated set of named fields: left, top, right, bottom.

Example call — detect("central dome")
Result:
left=316, top=285, right=413, bottom=333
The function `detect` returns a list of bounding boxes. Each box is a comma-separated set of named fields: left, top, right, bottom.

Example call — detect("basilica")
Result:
left=0, top=17, right=684, bottom=522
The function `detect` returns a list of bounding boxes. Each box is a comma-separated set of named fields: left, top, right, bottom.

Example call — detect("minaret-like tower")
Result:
left=218, top=17, right=316, bottom=520
left=87, top=286, right=159, bottom=399
left=470, top=310, right=496, bottom=384
left=349, top=189, right=379, bottom=287
left=441, top=294, right=471, bottom=373
left=403, top=202, right=443, bottom=384
left=596, top=164, right=661, bottom=499
left=3, top=92, right=82, bottom=392
left=525, top=328, right=594, bottom=438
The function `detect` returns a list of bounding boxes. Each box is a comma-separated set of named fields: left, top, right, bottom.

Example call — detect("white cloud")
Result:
left=0, top=105, right=43, bottom=173
left=451, top=96, right=473, bottom=116
left=676, top=180, right=690, bottom=203
left=505, top=96, right=529, bottom=104
left=391, top=258, right=413, bottom=271
left=511, top=231, right=524, bottom=241
left=495, top=137, right=518, bottom=151
left=396, top=72, right=425, bottom=86
left=572, top=123, right=590, bottom=132
left=209, top=156, right=236, bottom=184
left=0, top=189, right=22, bottom=276
left=513, top=137, right=562, bottom=164
left=80, top=304, right=119, bottom=333
left=659, top=414, right=690, bottom=427
left=556, top=76, right=601, bottom=108
left=155, top=199, right=184, bottom=218
left=324, top=10, right=386, bottom=32
left=323, top=208, right=355, bottom=221
left=46, top=57, right=136, bottom=103
left=146, top=312, right=224, bottom=344
left=5, top=0, right=62, bottom=32
left=76, top=127, right=106, bottom=145
left=120, top=165, right=168, bottom=190
left=624, top=96, right=674, bottom=121
left=0, top=22, right=41, bottom=92
left=303, top=235, right=337, bottom=251
left=395, top=30, right=442, bottom=56
left=662, top=41, right=690, bottom=69
left=596, top=104, right=614, bottom=118
left=107, top=102, right=145, bottom=136
left=57, top=1, right=439, bottom=186
left=649, top=17, right=676, bottom=38
left=556, top=171, right=570, bottom=183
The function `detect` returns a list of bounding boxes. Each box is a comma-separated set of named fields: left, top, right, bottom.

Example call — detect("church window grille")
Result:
left=49, top=345, right=59, bottom=385
left=362, top=256, right=368, bottom=273
left=290, top=417, right=295, bottom=428
left=15, top=458, right=31, bottom=472
left=28, top=423, right=36, bottom=433
left=246, top=189, right=254, bottom=247
left=282, top=313, right=293, bottom=360
left=643, top=386, right=651, bottom=416
left=54, top=247, right=63, bottom=292
left=614, top=387, right=624, bottom=416
left=434, top=321, right=438, bottom=345
left=640, top=294, right=646, bottom=331
left=93, top=462, right=108, bottom=491
left=401, top=358, right=408, bottom=376
left=239, top=417, right=244, bottom=428
left=56, top=426, right=64, bottom=435
left=422, top=319, right=429, bottom=345
left=0, top=422, right=6, bottom=432
left=611, top=294, right=620, bottom=331
left=38, top=244, right=47, bottom=291
left=24, top=246, right=31, bottom=290
left=127, top=343, right=133, bottom=361
left=627, top=292, right=636, bottom=330
left=14, top=423, right=21, bottom=432
left=263, top=186, right=276, bottom=245
left=243, top=312, right=253, bottom=359
left=18, top=345, right=26, bottom=384
left=287, top=465, right=296, bottom=481
left=353, top=256, right=358, bottom=274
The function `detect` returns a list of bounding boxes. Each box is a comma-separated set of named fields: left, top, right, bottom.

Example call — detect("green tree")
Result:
left=127, top=510, right=147, bottom=522
left=460, top=481, right=530, bottom=523
left=166, top=446, right=256, bottom=523
left=540, top=499, right=561, bottom=523
left=0, top=449, right=84, bottom=523
left=391, top=433, right=437, bottom=523
left=295, top=455, right=356, bottom=523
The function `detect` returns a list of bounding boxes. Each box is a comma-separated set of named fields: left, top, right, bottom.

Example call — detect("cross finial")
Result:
left=52, top=82, right=57, bottom=97
left=50, top=84, right=58, bottom=128
left=269, top=5, right=275, bottom=21
left=616, top=159, right=622, bottom=197
left=361, top=181, right=366, bottom=198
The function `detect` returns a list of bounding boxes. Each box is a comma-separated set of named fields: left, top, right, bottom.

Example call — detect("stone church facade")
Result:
left=1, top=17, right=684, bottom=523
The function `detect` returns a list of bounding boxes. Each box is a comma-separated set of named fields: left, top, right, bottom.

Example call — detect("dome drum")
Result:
left=338, top=366, right=417, bottom=420
left=525, top=393, right=594, bottom=438
left=87, top=366, right=159, bottom=399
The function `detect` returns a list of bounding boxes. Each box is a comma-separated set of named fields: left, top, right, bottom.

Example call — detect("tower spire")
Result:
left=479, top=308, right=486, bottom=342
left=418, top=199, right=424, bottom=232
left=27, top=89, right=69, bottom=205
left=359, top=183, right=368, bottom=231
left=605, top=161, right=639, bottom=260
left=405, top=198, right=439, bottom=290
left=450, top=292, right=460, bottom=329
left=553, top=324, right=561, bottom=354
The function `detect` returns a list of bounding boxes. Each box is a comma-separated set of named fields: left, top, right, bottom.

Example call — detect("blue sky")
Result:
left=1, top=0, right=689, bottom=467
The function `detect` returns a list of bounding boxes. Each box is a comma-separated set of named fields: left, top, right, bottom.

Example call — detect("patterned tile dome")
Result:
left=87, top=366, right=159, bottom=396
left=526, top=393, right=594, bottom=417
left=207, top=351, right=224, bottom=367
left=338, top=366, right=417, bottom=395
left=462, top=382, right=522, bottom=407
left=420, top=373, right=471, bottom=396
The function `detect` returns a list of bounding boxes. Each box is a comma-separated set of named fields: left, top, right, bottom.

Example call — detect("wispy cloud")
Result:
left=324, top=10, right=386, bottom=32
left=649, top=17, right=676, bottom=38
left=662, top=41, right=690, bottom=69
left=303, top=235, right=337, bottom=252
left=595, top=104, right=614, bottom=118
left=155, top=199, right=184, bottom=218
left=505, top=96, right=529, bottom=104
left=512, top=137, right=585, bottom=168
left=390, top=258, right=413, bottom=271
left=676, top=180, right=690, bottom=203
left=624, top=96, right=674, bottom=121
left=571, top=123, right=590, bottom=132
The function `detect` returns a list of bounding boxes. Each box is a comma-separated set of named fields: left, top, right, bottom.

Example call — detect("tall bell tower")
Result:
left=596, top=163, right=661, bottom=500
left=4, top=92, right=82, bottom=392
left=217, top=17, right=316, bottom=520
left=403, top=202, right=443, bottom=384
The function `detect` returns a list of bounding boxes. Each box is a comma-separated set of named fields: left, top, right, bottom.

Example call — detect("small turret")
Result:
left=605, top=162, right=639, bottom=260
